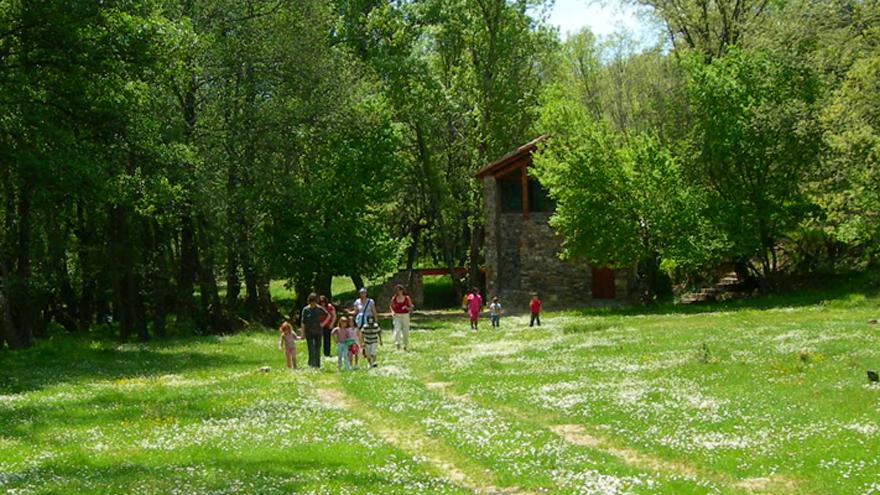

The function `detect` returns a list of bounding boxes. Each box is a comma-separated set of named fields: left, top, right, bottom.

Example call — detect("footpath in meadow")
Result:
left=304, top=310, right=818, bottom=495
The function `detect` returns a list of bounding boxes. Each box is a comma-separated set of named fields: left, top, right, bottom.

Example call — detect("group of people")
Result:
left=278, top=285, right=414, bottom=370
left=463, top=288, right=543, bottom=330
left=278, top=285, right=544, bottom=371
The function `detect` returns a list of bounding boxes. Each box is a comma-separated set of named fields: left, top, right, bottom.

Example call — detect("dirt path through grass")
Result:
left=415, top=374, right=802, bottom=495
left=313, top=374, right=536, bottom=495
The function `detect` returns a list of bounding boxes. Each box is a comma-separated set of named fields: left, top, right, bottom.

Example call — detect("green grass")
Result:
left=2, top=284, right=880, bottom=494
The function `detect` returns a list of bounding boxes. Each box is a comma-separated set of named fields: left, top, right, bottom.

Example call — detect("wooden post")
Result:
left=521, top=161, right=529, bottom=220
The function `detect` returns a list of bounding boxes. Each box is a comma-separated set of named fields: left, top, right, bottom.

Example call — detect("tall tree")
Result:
left=684, top=48, right=822, bottom=283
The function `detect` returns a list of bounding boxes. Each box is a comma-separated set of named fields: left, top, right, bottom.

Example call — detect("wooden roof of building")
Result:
left=473, top=135, right=548, bottom=179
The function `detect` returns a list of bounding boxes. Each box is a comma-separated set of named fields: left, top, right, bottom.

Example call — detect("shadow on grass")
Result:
left=0, top=335, right=252, bottom=395
left=0, top=381, right=252, bottom=441
left=0, top=456, right=449, bottom=493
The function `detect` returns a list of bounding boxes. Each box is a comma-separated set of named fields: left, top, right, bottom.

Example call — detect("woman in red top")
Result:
left=319, top=295, right=337, bottom=357
left=389, top=284, right=414, bottom=351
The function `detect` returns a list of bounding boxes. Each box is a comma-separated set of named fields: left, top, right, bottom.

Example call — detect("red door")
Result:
left=591, top=266, right=615, bottom=299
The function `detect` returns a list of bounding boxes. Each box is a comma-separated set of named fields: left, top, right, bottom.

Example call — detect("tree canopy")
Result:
left=1, top=0, right=878, bottom=348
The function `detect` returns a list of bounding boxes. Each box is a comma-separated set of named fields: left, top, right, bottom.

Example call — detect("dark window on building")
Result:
left=499, top=175, right=522, bottom=213
left=528, top=178, right=555, bottom=212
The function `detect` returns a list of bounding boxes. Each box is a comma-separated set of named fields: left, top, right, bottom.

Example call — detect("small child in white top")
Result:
left=489, top=296, right=503, bottom=328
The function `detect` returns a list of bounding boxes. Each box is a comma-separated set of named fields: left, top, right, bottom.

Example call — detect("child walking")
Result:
left=489, top=296, right=503, bottom=328
left=361, top=317, right=382, bottom=368
left=278, top=320, right=299, bottom=370
left=467, top=287, right=482, bottom=330
left=331, top=317, right=353, bottom=371
left=529, top=293, right=542, bottom=327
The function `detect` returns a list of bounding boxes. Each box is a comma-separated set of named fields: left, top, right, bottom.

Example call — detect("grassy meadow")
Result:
left=1, top=283, right=879, bottom=494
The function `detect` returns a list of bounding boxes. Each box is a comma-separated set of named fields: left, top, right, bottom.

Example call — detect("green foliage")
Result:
left=2, top=0, right=880, bottom=351
left=535, top=32, right=719, bottom=300
left=683, top=47, right=822, bottom=279
left=818, top=27, right=880, bottom=251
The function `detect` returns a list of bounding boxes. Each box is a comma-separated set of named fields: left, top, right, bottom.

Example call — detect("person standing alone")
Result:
left=529, top=293, right=542, bottom=327
left=389, top=285, right=414, bottom=351
left=301, top=293, right=329, bottom=368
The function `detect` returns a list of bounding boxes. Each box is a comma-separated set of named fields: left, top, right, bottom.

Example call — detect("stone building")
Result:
left=475, top=136, right=632, bottom=307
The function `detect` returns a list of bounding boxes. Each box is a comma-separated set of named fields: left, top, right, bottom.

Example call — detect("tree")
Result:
left=534, top=83, right=715, bottom=301
left=629, top=0, right=773, bottom=60
left=819, top=34, right=880, bottom=261
left=331, top=0, right=555, bottom=297
left=0, top=0, right=172, bottom=346
left=683, top=48, right=822, bottom=283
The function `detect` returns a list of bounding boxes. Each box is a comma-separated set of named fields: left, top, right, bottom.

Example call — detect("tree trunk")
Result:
left=195, top=217, right=224, bottom=332
left=109, top=205, right=132, bottom=343
left=144, top=218, right=170, bottom=339
left=257, top=275, right=279, bottom=326
left=75, top=202, right=97, bottom=331
left=637, top=253, right=667, bottom=304
left=177, top=213, right=199, bottom=325
left=0, top=262, right=23, bottom=350
left=313, top=272, right=332, bottom=301
left=350, top=275, right=365, bottom=293
left=47, top=220, right=78, bottom=333
left=225, top=157, right=241, bottom=311
left=134, top=272, right=148, bottom=343
left=11, top=183, right=33, bottom=348
left=292, top=279, right=310, bottom=323
left=405, top=222, right=422, bottom=290
left=225, top=245, right=240, bottom=311
left=0, top=285, right=14, bottom=350
left=242, top=249, right=260, bottom=317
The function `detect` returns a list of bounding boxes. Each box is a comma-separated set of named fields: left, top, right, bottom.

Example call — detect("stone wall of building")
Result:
left=509, top=212, right=593, bottom=308
left=497, top=213, right=523, bottom=293
left=483, top=178, right=634, bottom=309
left=483, top=176, right=501, bottom=298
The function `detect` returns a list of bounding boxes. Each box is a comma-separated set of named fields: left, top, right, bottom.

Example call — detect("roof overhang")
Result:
left=473, top=134, right=548, bottom=179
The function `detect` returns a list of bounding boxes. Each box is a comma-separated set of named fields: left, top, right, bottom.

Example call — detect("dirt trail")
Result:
left=313, top=378, right=536, bottom=495
left=420, top=378, right=803, bottom=495
left=549, top=423, right=699, bottom=478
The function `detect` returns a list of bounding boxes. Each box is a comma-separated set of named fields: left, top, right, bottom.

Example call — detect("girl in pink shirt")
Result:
left=331, top=316, right=353, bottom=371
left=467, top=287, right=482, bottom=331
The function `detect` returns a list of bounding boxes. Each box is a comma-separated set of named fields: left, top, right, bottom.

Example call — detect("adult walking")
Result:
left=354, top=288, right=377, bottom=328
left=300, top=293, right=328, bottom=368
left=319, top=295, right=336, bottom=358
left=389, top=284, right=414, bottom=351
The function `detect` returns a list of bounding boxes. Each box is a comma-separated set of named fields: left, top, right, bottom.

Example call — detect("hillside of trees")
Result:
left=1, top=0, right=878, bottom=349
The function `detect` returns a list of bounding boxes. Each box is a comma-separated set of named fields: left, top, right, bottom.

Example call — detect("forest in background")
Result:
left=1, top=0, right=878, bottom=349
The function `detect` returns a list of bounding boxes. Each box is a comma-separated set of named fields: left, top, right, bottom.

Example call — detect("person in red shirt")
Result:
left=529, top=293, right=542, bottom=327
left=389, top=284, right=414, bottom=351
left=319, top=295, right=337, bottom=358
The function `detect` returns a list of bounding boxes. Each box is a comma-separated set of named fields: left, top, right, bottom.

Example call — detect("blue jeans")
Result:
left=490, top=314, right=500, bottom=327
left=337, top=342, right=351, bottom=370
